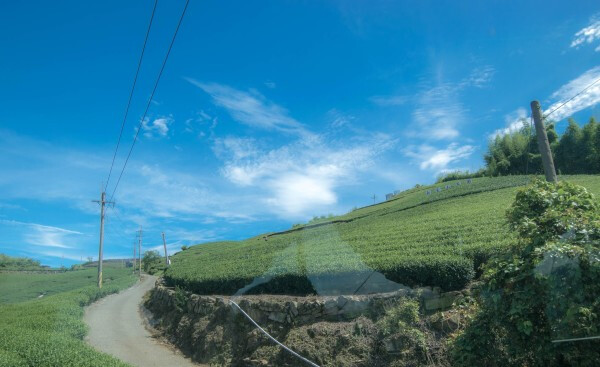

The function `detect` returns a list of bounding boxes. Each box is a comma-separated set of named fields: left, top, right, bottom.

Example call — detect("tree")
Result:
left=142, top=250, right=164, bottom=274
left=555, top=119, right=583, bottom=173
left=581, top=117, right=598, bottom=173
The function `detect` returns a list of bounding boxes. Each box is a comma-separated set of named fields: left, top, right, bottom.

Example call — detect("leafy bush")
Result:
left=436, top=169, right=487, bottom=183
left=142, top=250, right=166, bottom=275
left=451, top=179, right=600, bottom=366
left=0, top=253, right=43, bottom=270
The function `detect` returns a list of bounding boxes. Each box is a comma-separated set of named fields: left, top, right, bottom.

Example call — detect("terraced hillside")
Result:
left=165, top=175, right=600, bottom=296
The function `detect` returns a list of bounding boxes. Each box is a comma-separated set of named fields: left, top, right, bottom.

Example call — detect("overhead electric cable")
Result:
left=109, top=0, right=190, bottom=202
left=105, top=0, right=158, bottom=192
left=543, top=75, right=600, bottom=121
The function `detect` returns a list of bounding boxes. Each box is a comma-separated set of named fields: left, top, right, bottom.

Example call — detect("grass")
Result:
left=165, top=175, right=600, bottom=296
left=0, top=266, right=136, bottom=367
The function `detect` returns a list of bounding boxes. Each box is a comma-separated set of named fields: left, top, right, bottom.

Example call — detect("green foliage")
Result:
left=0, top=253, right=43, bottom=270
left=485, top=116, right=600, bottom=176
left=451, top=179, right=600, bottom=366
left=376, top=299, right=428, bottom=364
left=164, top=176, right=600, bottom=296
left=436, top=169, right=487, bottom=183
left=378, top=298, right=421, bottom=336
left=142, top=250, right=165, bottom=275
left=0, top=268, right=136, bottom=366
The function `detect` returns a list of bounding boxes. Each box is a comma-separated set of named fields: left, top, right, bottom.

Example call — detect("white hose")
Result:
left=229, top=300, right=320, bottom=367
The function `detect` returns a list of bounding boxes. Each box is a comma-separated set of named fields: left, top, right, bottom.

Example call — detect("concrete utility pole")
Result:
left=133, top=240, right=136, bottom=274
left=162, top=232, right=169, bottom=267
left=138, top=226, right=143, bottom=278
left=92, top=190, right=114, bottom=288
left=371, top=194, right=377, bottom=204
left=530, top=100, right=558, bottom=183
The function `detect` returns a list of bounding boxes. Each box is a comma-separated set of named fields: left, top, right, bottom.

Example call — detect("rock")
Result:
left=323, top=299, right=338, bottom=316
left=268, top=311, right=287, bottom=323
left=286, top=301, right=298, bottom=317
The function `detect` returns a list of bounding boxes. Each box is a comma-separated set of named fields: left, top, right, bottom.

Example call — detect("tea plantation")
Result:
left=164, top=175, right=600, bottom=295
left=0, top=266, right=136, bottom=367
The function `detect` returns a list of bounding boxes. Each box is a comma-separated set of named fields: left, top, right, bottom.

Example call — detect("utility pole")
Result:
left=371, top=194, right=376, bottom=204
left=162, top=232, right=169, bottom=267
left=92, top=190, right=114, bottom=288
left=133, top=240, right=137, bottom=274
left=137, top=226, right=142, bottom=279
left=530, top=100, right=558, bottom=183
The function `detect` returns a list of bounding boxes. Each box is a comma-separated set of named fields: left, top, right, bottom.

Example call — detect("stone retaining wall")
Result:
left=150, top=278, right=463, bottom=327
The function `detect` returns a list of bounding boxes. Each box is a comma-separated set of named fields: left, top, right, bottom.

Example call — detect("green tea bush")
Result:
left=0, top=268, right=136, bottom=366
left=452, top=180, right=600, bottom=366
left=165, top=176, right=600, bottom=296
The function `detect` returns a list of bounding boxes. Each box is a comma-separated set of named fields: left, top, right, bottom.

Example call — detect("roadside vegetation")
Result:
left=164, top=175, right=600, bottom=296
left=451, top=180, right=600, bottom=366
left=142, top=250, right=167, bottom=275
left=0, top=264, right=136, bottom=366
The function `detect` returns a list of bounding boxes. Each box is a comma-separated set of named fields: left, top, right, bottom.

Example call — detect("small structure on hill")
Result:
left=385, top=193, right=394, bottom=201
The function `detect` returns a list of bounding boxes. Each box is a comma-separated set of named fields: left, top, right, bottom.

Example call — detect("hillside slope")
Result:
left=165, top=175, right=600, bottom=296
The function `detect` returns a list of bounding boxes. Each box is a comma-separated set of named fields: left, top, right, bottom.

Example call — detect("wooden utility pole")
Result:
left=530, top=100, right=558, bottom=183
left=133, top=240, right=136, bottom=274
left=162, top=232, right=169, bottom=267
left=138, top=226, right=142, bottom=278
left=92, top=190, right=114, bottom=288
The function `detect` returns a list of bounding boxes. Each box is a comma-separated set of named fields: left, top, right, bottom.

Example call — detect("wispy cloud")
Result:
left=489, top=107, right=528, bottom=138
left=186, top=79, right=309, bottom=136
left=1, top=219, right=82, bottom=249
left=570, top=17, right=600, bottom=52
left=408, top=66, right=494, bottom=141
left=142, top=117, right=172, bottom=138
left=369, top=95, right=409, bottom=106
left=544, top=66, right=600, bottom=121
left=404, top=143, right=476, bottom=172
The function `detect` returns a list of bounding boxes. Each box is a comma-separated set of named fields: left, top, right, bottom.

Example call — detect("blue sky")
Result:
left=1, top=1, right=600, bottom=267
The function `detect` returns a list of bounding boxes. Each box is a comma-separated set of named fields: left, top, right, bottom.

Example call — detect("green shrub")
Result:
left=452, top=179, right=600, bottom=366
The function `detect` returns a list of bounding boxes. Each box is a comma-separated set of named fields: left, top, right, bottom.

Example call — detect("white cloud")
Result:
left=142, top=117, right=172, bottom=138
left=490, top=107, right=528, bottom=138
left=212, top=137, right=258, bottom=161
left=1, top=220, right=82, bottom=249
left=404, top=143, right=475, bottom=172
left=408, top=67, right=494, bottom=141
left=216, top=133, right=396, bottom=217
left=544, top=66, right=600, bottom=121
left=461, top=66, right=496, bottom=88
left=571, top=18, right=600, bottom=51
left=187, top=79, right=310, bottom=136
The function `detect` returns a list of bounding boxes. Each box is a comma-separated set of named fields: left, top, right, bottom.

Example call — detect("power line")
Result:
left=109, top=0, right=191, bottom=203
left=105, top=0, right=158, bottom=193
left=543, top=75, right=600, bottom=121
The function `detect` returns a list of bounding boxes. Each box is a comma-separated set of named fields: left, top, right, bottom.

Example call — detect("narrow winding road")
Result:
left=84, top=275, right=199, bottom=367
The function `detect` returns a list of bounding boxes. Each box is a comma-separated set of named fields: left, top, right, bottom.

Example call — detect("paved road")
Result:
left=84, top=275, right=199, bottom=367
